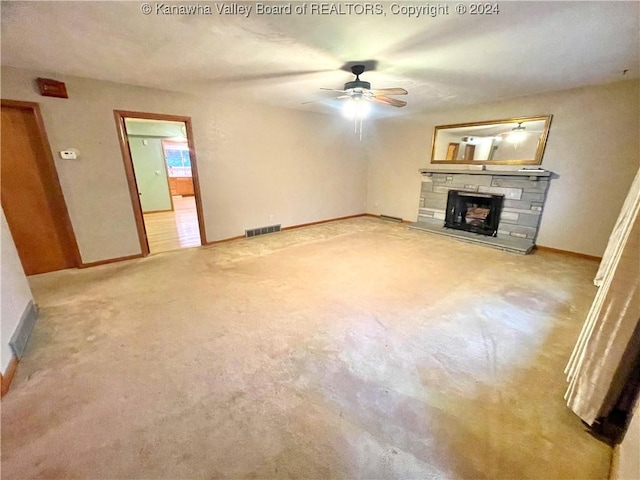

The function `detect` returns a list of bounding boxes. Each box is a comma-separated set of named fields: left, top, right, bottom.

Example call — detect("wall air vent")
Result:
left=9, top=301, right=38, bottom=359
left=245, top=224, right=281, bottom=238
left=380, top=214, right=403, bottom=223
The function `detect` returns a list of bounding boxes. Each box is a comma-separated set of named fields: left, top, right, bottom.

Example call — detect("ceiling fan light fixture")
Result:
left=313, top=62, right=407, bottom=140
left=343, top=96, right=370, bottom=120
left=506, top=123, right=527, bottom=143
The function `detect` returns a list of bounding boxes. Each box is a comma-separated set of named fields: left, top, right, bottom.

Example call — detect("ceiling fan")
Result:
left=315, top=64, right=408, bottom=139
left=320, top=64, right=408, bottom=108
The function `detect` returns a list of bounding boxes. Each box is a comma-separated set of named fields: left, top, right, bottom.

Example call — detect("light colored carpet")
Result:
left=1, top=218, right=611, bottom=479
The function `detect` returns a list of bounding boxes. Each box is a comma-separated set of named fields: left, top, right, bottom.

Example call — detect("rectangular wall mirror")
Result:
left=430, top=115, right=552, bottom=165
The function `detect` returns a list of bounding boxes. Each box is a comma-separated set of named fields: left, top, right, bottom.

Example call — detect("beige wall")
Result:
left=3, top=67, right=637, bottom=260
left=1, top=67, right=367, bottom=263
left=1, top=209, right=34, bottom=373
left=365, top=80, right=640, bottom=257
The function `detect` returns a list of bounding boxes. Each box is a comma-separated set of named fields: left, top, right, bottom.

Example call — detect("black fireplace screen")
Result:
left=444, top=190, right=504, bottom=237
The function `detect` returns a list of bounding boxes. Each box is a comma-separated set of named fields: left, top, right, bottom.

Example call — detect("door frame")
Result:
left=113, top=110, right=207, bottom=256
left=1, top=99, right=82, bottom=270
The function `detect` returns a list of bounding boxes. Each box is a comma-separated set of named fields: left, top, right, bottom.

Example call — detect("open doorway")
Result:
left=114, top=111, right=206, bottom=255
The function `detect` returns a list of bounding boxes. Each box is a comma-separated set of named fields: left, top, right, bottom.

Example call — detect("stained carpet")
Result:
left=1, top=218, right=611, bottom=479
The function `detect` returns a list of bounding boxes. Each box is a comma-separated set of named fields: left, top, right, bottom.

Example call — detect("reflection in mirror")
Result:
left=431, top=116, right=552, bottom=165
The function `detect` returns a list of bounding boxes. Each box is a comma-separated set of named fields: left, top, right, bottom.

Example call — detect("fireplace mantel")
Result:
left=419, top=167, right=551, bottom=180
left=410, top=168, right=553, bottom=254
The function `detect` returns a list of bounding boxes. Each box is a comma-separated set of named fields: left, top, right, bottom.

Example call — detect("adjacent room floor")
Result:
left=142, top=195, right=200, bottom=253
left=1, top=218, right=611, bottom=479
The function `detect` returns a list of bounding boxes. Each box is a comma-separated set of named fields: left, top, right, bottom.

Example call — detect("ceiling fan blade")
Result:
left=302, top=95, right=350, bottom=105
left=301, top=99, right=325, bottom=105
left=320, top=87, right=347, bottom=93
left=371, top=88, right=408, bottom=96
left=371, top=95, right=407, bottom=107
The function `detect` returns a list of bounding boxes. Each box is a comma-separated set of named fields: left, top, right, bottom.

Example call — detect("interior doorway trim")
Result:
left=113, top=110, right=207, bottom=256
left=1, top=98, right=82, bottom=270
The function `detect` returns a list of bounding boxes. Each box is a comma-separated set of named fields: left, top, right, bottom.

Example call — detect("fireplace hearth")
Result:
left=445, top=190, right=504, bottom=237
left=410, top=168, right=553, bottom=254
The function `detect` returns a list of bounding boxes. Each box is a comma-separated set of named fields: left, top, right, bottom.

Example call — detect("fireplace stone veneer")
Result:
left=409, top=168, right=552, bottom=254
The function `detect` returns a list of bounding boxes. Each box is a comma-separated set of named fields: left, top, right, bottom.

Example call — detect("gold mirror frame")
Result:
left=430, top=115, right=552, bottom=165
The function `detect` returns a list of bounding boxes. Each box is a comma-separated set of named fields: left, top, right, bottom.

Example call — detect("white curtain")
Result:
left=565, top=169, right=640, bottom=425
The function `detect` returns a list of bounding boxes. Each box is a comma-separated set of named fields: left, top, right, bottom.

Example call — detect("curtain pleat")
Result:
left=565, top=169, right=640, bottom=425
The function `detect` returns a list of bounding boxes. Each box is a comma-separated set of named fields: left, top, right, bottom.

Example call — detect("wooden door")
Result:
left=464, top=144, right=476, bottom=162
left=1, top=101, right=80, bottom=275
left=446, top=143, right=460, bottom=161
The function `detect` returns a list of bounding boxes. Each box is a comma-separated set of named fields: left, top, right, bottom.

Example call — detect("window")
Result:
left=163, top=141, right=191, bottom=177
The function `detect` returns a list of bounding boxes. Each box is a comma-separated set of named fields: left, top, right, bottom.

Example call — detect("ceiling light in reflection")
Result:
left=506, top=123, right=527, bottom=144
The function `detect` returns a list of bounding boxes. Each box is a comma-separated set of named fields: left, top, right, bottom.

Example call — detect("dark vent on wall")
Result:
left=245, top=224, right=281, bottom=238
left=380, top=214, right=403, bottom=222
left=10, top=301, right=38, bottom=359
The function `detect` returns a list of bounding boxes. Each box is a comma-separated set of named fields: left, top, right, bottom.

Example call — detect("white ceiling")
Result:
left=2, top=1, right=638, bottom=117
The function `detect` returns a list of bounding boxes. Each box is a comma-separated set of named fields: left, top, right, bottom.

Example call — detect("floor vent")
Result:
left=380, top=214, right=403, bottom=223
left=245, top=224, right=281, bottom=238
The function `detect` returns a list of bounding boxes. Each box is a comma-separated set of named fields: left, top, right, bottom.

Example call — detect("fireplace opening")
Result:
left=444, top=190, right=504, bottom=237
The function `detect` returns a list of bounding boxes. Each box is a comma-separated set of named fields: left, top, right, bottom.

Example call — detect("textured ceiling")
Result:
left=2, top=1, right=638, bottom=116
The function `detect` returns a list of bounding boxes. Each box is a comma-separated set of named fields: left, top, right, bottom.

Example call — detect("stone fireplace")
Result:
left=409, top=168, right=552, bottom=254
